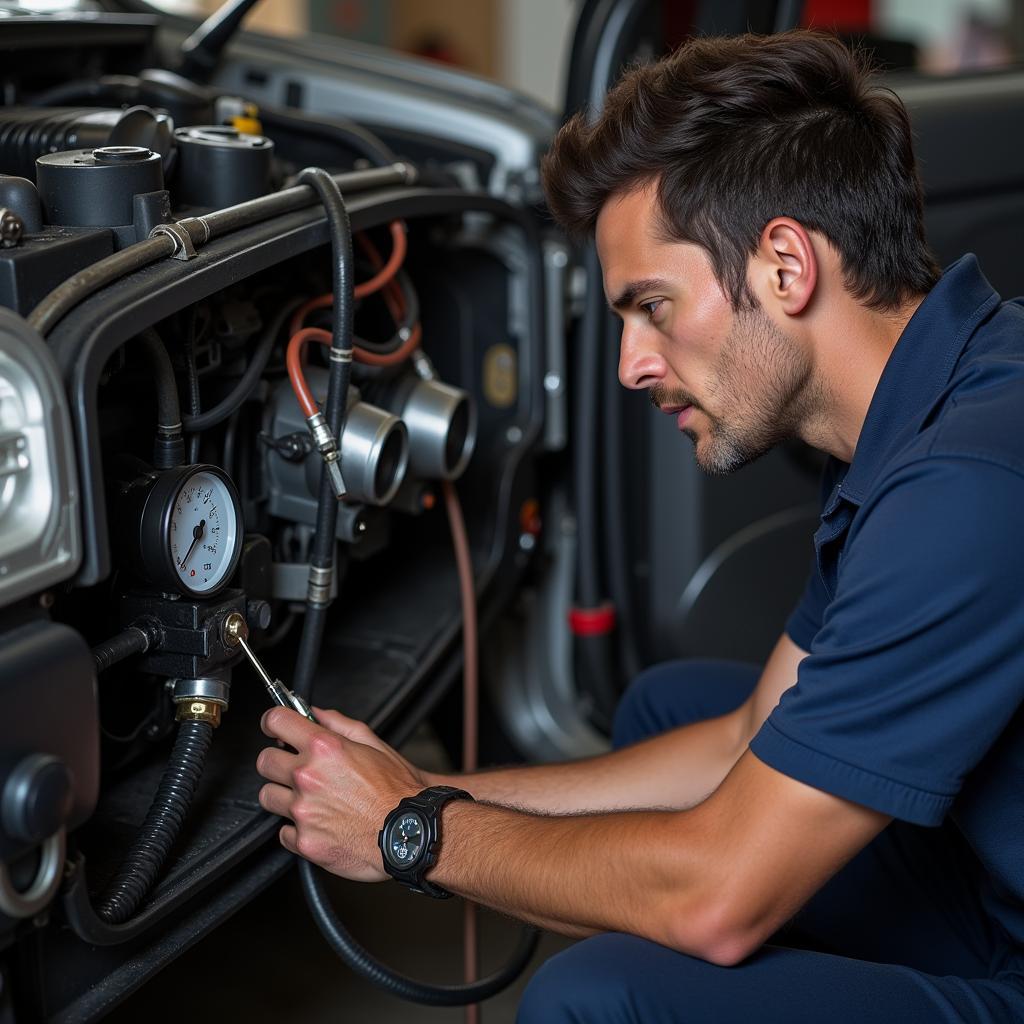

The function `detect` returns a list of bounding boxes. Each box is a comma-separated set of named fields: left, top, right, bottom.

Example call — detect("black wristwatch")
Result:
left=378, top=785, right=474, bottom=898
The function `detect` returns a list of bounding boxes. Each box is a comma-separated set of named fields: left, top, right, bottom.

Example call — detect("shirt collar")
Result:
left=839, top=254, right=1000, bottom=504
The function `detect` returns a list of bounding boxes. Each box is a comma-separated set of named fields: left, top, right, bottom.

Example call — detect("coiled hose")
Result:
left=299, top=859, right=540, bottom=1006
left=96, top=720, right=213, bottom=924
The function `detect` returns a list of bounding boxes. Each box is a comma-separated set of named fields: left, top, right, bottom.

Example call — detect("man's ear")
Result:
left=757, top=218, right=817, bottom=316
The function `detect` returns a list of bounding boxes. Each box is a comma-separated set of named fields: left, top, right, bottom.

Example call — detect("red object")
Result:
left=519, top=498, right=542, bottom=536
left=568, top=603, right=616, bottom=637
left=802, top=0, right=872, bottom=31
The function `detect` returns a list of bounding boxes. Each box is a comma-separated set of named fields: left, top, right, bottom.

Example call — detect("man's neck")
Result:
left=800, top=293, right=926, bottom=464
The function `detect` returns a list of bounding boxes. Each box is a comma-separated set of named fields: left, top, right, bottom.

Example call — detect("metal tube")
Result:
left=28, top=235, right=176, bottom=336
left=199, top=164, right=415, bottom=239
left=26, top=163, right=416, bottom=338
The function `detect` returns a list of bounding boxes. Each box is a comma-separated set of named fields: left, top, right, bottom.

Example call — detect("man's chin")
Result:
left=691, top=432, right=770, bottom=477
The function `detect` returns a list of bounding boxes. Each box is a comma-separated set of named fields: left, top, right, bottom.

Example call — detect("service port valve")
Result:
left=305, top=411, right=347, bottom=499
left=223, top=611, right=248, bottom=647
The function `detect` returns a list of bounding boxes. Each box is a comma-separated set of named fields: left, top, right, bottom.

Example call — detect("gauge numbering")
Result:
left=168, top=469, right=240, bottom=595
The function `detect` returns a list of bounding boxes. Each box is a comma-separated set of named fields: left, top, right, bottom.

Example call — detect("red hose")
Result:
left=287, top=321, right=424, bottom=417
left=290, top=221, right=407, bottom=336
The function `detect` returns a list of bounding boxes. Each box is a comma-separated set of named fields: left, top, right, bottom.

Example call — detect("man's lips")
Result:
left=657, top=403, right=695, bottom=429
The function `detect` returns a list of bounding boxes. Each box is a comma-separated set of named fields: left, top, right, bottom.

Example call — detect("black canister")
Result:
left=35, top=146, right=164, bottom=228
left=172, top=126, right=274, bottom=209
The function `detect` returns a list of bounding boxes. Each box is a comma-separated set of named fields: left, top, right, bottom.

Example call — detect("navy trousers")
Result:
left=517, top=659, right=1024, bottom=1023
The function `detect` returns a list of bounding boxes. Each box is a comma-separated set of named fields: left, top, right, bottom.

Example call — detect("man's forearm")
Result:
left=429, top=799, right=714, bottom=953
left=428, top=710, right=749, bottom=815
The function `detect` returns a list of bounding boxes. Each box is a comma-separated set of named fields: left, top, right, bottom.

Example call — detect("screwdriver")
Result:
left=223, top=612, right=318, bottom=722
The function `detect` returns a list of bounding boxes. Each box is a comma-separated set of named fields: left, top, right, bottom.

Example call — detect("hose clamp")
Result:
left=307, top=564, right=333, bottom=606
left=149, top=222, right=198, bottom=261
left=0, top=827, right=66, bottom=919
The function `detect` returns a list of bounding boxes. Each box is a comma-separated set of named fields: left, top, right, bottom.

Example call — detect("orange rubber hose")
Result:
left=290, top=221, right=407, bottom=335
left=287, top=320, right=424, bottom=416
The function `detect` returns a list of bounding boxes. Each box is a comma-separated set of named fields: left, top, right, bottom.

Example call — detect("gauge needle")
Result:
left=181, top=519, right=206, bottom=568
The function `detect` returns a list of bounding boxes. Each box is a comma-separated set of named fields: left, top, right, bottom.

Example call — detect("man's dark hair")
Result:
left=542, top=31, right=940, bottom=311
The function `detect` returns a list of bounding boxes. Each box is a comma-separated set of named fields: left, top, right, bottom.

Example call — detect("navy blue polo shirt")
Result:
left=749, top=255, right=1024, bottom=939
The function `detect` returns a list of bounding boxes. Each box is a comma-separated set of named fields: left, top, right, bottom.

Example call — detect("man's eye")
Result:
left=640, top=299, right=663, bottom=322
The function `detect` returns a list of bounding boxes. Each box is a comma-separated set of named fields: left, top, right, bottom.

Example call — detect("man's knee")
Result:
left=517, top=933, right=738, bottom=1024
left=612, top=658, right=760, bottom=749
left=516, top=936, right=646, bottom=1024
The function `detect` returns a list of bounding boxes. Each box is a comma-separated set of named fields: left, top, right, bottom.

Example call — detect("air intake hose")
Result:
left=96, top=720, right=213, bottom=924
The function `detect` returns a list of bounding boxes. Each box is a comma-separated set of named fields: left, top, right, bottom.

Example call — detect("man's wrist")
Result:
left=422, top=769, right=456, bottom=788
left=422, top=795, right=475, bottom=891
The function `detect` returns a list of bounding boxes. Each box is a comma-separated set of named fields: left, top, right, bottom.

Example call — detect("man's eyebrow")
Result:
left=607, top=278, right=670, bottom=312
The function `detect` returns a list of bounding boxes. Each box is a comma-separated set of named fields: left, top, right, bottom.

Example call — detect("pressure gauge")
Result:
left=131, top=464, right=243, bottom=597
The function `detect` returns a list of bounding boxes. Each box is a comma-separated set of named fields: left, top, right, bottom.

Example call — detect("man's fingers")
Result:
left=279, top=824, right=298, bottom=854
left=259, top=782, right=294, bottom=819
left=255, top=745, right=297, bottom=785
left=261, top=706, right=322, bottom=749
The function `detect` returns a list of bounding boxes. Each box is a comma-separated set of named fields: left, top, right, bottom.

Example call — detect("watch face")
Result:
left=386, top=811, right=426, bottom=868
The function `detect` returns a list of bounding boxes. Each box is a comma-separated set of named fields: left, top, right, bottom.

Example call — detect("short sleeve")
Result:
left=751, top=456, right=1024, bottom=826
left=784, top=457, right=844, bottom=650
left=784, top=552, right=827, bottom=651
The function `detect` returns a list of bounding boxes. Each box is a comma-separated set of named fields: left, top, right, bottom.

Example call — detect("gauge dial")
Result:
left=168, top=469, right=240, bottom=595
left=386, top=812, right=426, bottom=867
left=133, top=464, right=243, bottom=597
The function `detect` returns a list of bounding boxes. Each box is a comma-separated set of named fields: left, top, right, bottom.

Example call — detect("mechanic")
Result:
left=255, top=30, right=1024, bottom=1022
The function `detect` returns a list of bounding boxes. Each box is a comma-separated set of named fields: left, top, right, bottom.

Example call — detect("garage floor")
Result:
left=105, top=725, right=576, bottom=1023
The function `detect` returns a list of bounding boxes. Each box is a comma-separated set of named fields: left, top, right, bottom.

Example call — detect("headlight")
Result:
left=0, top=308, right=80, bottom=606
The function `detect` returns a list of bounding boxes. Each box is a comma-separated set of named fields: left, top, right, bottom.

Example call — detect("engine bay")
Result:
left=0, top=10, right=551, bottom=1019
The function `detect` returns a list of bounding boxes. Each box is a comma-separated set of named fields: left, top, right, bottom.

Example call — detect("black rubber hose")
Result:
left=257, top=104, right=396, bottom=170
left=311, top=267, right=419, bottom=359
left=182, top=314, right=202, bottom=464
left=26, top=166, right=412, bottom=339
left=179, top=0, right=262, bottom=83
left=27, top=78, right=134, bottom=107
left=97, top=720, right=213, bottom=925
left=290, top=167, right=354, bottom=702
left=299, top=860, right=539, bottom=1005
left=28, top=234, right=176, bottom=337
left=91, top=624, right=156, bottom=674
left=137, top=327, right=185, bottom=470
left=183, top=300, right=302, bottom=434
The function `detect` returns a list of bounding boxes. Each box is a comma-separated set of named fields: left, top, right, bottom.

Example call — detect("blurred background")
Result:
left=146, top=0, right=1024, bottom=111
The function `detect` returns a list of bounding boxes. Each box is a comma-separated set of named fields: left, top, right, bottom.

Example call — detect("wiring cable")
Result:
left=183, top=299, right=304, bottom=433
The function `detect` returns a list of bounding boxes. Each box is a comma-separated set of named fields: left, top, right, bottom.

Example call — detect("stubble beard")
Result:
left=651, top=304, right=820, bottom=476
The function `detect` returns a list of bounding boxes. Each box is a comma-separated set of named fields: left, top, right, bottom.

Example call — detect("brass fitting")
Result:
left=175, top=698, right=222, bottom=727
left=223, top=611, right=248, bottom=648
left=171, top=677, right=229, bottom=727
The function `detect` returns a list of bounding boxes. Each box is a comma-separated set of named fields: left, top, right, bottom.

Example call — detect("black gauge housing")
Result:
left=124, top=463, right=244, bottom=597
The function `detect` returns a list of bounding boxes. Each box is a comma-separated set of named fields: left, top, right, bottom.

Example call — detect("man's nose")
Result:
left=617, top=322, right=665, bottom=390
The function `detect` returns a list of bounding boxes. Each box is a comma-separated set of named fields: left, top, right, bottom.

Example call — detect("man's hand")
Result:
left=256, top=706, right=429, bottom=881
